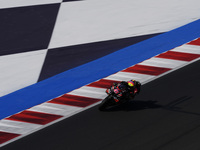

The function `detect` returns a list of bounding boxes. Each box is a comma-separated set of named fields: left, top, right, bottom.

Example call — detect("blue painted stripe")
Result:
left=1, top=19, right=200, bottom=120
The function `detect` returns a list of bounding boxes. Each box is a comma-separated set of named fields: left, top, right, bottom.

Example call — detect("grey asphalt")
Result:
left=2, top=59, right=200, bottom=150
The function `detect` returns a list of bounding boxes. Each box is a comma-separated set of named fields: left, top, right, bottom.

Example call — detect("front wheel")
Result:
left=98, top=95, right=114, bottom=111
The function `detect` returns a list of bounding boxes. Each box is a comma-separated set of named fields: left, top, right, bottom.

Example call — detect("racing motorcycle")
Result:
left=98, top=81, right=141, bottom=111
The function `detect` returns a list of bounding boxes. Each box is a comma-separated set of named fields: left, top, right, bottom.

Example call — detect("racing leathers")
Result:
left=112, top=80, right=141, bottom=103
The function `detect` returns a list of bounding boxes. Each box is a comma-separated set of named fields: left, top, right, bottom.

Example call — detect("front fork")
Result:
left=106, top=89, right=120, bottom=103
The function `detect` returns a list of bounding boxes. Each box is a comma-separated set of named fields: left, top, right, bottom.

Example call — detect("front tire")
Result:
left=98, top=95, right=113, bottom=111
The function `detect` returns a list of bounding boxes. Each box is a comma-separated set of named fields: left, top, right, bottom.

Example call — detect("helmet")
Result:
left=127, top=80, right=135, bottom=87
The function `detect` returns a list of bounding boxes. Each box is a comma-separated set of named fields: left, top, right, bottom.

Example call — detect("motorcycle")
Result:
left=98, top=82, right=141, bottom=111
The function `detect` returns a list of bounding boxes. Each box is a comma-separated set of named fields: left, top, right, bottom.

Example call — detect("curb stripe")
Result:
left=156, top=51, right=200, bottom=61
left=6, top=110, right=62, bottom=125
left=0, top=131, right=20, bottom=144
left=139, top=57, right=187, bottom=69
left=69, top=90, right=106, bottom=99
left=171, top=45, right=200, bottom=54
left=105, top=72, right=155, bottom=83
left=0, top=120, right=42, bottom=135
left=87, top=79, right=120, bottom=88
left=187, top=37, right=200, bottom=45
left=48, top=94, right=101, bottom=107
left=29, top=103, right=81, bottom=116
left=121, top=64, right=171, bottom=75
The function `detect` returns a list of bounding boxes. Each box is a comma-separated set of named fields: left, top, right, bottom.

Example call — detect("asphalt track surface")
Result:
left=2, top=59, right=200, bottom=150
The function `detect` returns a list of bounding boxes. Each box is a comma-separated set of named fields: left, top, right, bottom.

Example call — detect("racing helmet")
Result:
left=127, top=80, right=135, bottom=87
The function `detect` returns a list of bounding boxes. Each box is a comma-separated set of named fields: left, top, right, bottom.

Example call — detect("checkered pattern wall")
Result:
left=0, top=0, right=199, bottom=97
left=0, top=0, right=159, bottom=97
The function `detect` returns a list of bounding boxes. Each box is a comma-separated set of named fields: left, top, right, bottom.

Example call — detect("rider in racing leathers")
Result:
left=113, top=79, right=141, bottom=102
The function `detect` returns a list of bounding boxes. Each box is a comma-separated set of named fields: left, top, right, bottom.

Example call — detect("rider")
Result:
left=113, top=79, right=141, bottom=101
left=126, top=79, right=141, bottom=98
